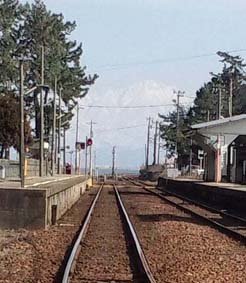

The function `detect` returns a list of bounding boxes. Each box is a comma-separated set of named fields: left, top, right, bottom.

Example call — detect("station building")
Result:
left=191, top=114, right=246, bottom=184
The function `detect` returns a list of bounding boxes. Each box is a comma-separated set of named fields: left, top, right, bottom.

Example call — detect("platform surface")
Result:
left=166, top=177, right=246, bottom=192
left=0, top=174, right=85, bottom=191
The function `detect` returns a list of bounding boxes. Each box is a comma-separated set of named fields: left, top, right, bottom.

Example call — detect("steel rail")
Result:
left=130, top=178, right=246, bottom=225
left=124, top=178, right=246, bottom=244
left=160, top=187, right=246, bottom=224
left=114, top=185, right=156, bottom=283
left=131, top=178, right=246, bottom=224
left=62, top=184, right=103, bottom=283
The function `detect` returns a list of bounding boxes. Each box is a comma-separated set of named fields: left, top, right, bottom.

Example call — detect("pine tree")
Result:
left=0, top=0, right=98, bottom=157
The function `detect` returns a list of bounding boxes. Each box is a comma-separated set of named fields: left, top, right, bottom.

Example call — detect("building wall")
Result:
left=0, top=159, right=50, bottom=178
left=0, top=188, right=46, bottom=229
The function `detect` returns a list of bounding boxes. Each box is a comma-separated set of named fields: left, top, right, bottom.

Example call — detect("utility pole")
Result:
left=145, top=117, right=151, bottom=169
left=229, top=77, right=233, bottom=117
left=75, top=104, right=79, bottom=174
left=19, top=60, right=25, bottom=187
left=144, top=144, right=147, bottom=166
left=89, top=120, right=93, bottom=176
left=57, top=88, right=62, bottom=174
left=157, top=124, right=161, bottom=164
left=78, top=148, right=81, bottom=175
left=63, top=127, right=66, bottom=173
left=112, top=146, right=116, bottom=177
left=215, top=85, right=222, bottom=182
left=85, top=136, right=88, bottom=176
left=88, top=120, right=96, bottom=176
left=94, top=149, right=97, bottom=177
left=75, top=105, right=84, bottom=174
left=217, top=86, right=222, bottom=120
left=152, top=120, right=158, bottom=165
left=207, top=109, right=210, bottom=122
left=174, top=90, right=185, bottom=167
left=189, top=138, right=192, bottom=175
left=51, top=77, right=57, bottom=176
left=55, top=132, right=58, bottom=165
left=39, top=46, right=45, bottom=177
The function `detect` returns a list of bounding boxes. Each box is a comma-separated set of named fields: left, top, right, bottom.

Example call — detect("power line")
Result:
left=96, top=48, right=246, bottom=71
left=97, top=124, right=146, bottom=133
left=80, top=102, right=191, bottom=109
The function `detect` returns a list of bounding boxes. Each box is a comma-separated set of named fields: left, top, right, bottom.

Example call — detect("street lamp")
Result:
left=75, top=104, right=84, bottom=174
left=19, top=59, right=50, bottom=187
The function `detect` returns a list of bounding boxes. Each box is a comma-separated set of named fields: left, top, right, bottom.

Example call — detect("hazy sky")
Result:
left=40, top=0, right=246, bottom=92
left=22, top=0, right=246, bottom=168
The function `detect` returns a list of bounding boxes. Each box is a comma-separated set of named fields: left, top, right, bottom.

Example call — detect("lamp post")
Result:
left=51, top=76, right=57, bottom=176
left=19, top=60, right=25, bottom=188
left=88, top=120, right=96, bottom=177
left=19, top=59, right=49, bottom=187
left=173, top=90, right=185, bottom=168
left=57, top=88, right=62, bottom=174
left=39, top=46, right=45, bottom=177
left=75, top=104, right=84, bottom=174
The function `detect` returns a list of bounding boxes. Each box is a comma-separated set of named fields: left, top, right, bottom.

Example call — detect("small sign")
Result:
left=198, top=150, right=204, bottom=160
left=76, top=142, right=85, bottom=151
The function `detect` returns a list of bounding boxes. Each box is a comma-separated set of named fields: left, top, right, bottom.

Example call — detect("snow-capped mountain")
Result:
left=66, top=80, right=192, bottom=168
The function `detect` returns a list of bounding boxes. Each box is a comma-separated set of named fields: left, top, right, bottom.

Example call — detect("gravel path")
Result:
left=119, top=185, right=246, bottom=283
left=0, top=187, right=99, bottom=283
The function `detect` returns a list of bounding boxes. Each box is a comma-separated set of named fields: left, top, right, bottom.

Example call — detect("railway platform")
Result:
left=0, top=175, right=92, bottom=230
left=158, top=177, right=246, bottom=214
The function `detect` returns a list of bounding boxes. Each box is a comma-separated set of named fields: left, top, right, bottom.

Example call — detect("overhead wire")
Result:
left=80, top=102, right=192, bottom=109
left=96, top=124, right=146, bottom=133
left=95, top=48, right=246, bottom=71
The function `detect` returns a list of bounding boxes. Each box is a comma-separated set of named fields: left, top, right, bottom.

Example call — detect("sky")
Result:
left=22, top=0, right=246, bottom=169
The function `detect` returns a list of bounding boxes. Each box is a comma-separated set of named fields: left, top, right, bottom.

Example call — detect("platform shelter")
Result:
left=191, top=114, right=246, bottom=183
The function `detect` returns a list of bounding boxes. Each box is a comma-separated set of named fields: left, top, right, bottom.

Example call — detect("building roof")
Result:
left=191, top=114, right=246, bottom=136
left=192, top=114, right=246, bottom=129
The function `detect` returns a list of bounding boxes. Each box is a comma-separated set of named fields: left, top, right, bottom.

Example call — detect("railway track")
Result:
left=124, top=177, right=246, bottom=244
left=62, top=183, right=156, bottom=283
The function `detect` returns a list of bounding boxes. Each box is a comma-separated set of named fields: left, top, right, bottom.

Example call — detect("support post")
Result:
left=51, top=77, right=57, bottom=176
left=39, top=46, right=44, bottom=177
left=217, top=86, right=222, bottom=120
left=189, top=138, right=192, bottom=175
left=152, top=120, right=158, bottom=165
left=75, top=104, right=79, bottom=174
left=63, top=127, right=66, bottom=173
left=89, top=120, right=93, bottom=176
left=112, top=146, right=116, bottom=177
left=19, top=60, right=25, bottom=187
left=157, top=124, right=161, bottom=164
left=215, top=135, right=222, bottom=183
left=229, top=77, right=233, bottom=117
left=57, top=88, right=62, bottom=174
left=85, top=136, right=88, bottom=176
left=175, top=91, right=184, bottom=168
left=145, top=117, right=151, bottom=169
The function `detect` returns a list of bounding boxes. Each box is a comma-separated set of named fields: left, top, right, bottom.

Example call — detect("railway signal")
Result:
left=87, top=138, right=93, bottom=146
left=76, top=142, right=85, bottom=150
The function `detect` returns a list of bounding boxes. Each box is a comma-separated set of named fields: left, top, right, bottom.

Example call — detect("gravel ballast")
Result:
left=119, top=185, right=246, bottom=283
left=0, top=187, right=99, bottom=283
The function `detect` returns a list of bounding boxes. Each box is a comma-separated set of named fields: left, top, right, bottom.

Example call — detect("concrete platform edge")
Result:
left=0, top=177, right=93, bottom=230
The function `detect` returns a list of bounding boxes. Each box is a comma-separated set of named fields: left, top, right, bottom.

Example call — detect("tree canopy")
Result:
left=159, top=51, right=246, bottom=167
left=0, top=0, right=98, bottom=158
